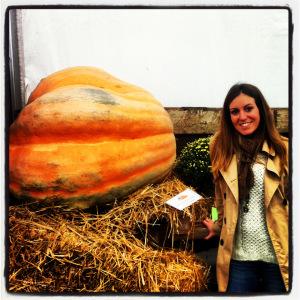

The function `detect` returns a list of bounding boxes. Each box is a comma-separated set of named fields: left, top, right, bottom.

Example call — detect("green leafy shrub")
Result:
left=175, top=137, right=214, bottom=196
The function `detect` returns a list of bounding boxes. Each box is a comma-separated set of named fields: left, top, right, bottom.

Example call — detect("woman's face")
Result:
left=229, top=93, right=261, bottom=136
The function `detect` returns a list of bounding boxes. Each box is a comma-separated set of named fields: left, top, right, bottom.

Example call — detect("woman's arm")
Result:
left=202, top=180, right=223, bottom=239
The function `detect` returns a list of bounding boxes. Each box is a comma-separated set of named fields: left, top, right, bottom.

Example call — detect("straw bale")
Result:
left=8, top=176, right=212, bottom=293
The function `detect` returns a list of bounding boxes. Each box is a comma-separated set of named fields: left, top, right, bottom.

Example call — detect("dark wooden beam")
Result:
left=166, top=107, right=288, bottom=134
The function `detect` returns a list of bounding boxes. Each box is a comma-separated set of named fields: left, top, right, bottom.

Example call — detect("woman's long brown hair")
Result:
left=210, top=83, right=288, bottom=180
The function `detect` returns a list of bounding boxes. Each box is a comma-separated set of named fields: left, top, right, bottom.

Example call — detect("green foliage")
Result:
left=175, top=137, right=214, bottom=196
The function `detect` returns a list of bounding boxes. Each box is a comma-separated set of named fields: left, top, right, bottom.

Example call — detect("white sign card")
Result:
left=165, top=188, right=203, bottom=211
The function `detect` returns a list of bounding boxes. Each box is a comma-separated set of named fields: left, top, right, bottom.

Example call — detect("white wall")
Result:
left=22, top=8, right=289, bottom=107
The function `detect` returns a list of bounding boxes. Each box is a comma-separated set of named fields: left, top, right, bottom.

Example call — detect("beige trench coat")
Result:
left=212, top=137, right=289, bottom=292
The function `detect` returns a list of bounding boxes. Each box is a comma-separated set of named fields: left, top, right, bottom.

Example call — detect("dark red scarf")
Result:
left=236, top=130, right=265, bottom=202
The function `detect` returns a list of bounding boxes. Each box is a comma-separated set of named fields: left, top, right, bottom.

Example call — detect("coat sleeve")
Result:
left=280, top=137, right=289, bottom=201
left=212, top=179, right=224, bottom=235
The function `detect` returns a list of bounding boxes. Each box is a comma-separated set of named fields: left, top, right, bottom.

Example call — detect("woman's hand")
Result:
left=202, top=217, right=217, bottom=240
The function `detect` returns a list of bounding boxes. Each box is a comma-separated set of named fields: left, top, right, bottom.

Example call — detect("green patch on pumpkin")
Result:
left=83, top=88, right=119, bottom=105
left=21, top=182, right=47, bottom=192
left=51, top=177, right=79, bottom=192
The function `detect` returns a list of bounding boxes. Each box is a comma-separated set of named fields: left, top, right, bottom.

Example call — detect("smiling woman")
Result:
left=229, top=93, right=261, bottom=136
left=203, top=83, right=289, bottom=293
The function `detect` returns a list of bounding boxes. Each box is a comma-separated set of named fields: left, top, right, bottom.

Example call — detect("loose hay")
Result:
left=8, top=176, right=212, bottom=293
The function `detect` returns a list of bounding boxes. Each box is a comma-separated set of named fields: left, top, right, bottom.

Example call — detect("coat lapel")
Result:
left=218, top=141, right=281, bottom=207
left=262, top=141, right=280, bottom=208
left=219, top=142, right=281, bottom=207
left=220, top=154, right=239, bottom=203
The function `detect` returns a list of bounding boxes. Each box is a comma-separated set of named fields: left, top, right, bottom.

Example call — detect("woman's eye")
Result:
left=230, top=109, right=239, bottom=116
left=244, top=106, right=253, bottom=112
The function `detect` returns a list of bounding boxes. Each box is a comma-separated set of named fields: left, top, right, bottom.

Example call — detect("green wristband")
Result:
left=211, top=207, right=218, bottom=222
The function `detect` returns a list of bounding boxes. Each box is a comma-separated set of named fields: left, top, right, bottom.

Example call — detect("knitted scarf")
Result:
left=236, top=129, right=265, bottom=203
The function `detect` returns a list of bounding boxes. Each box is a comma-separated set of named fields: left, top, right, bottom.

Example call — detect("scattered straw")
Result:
left=8, top=176, right=212, bottom=293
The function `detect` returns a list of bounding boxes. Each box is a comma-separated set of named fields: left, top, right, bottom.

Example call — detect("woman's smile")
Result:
left=240, top=121, right=252, bottom=127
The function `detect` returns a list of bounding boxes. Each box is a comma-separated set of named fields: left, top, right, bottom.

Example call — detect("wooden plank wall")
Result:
left=166, top=107, right=289, bottom=154
left=166, top=107, right=288, bottom=134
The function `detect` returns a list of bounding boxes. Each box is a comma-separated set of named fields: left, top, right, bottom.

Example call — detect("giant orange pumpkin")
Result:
left=9, top=66, right=176, bottom=208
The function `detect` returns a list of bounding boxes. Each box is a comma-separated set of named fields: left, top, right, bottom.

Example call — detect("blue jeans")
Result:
left=227, top=260, right=286, bottom=294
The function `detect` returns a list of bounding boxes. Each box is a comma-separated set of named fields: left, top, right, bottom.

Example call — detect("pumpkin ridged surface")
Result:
left=28, top=66, right=157, bottom=104
left=10, top=66, right=176, bottom=207
left=10, top=85, right=172, bottom=145
left=10, top=134, right=175, bottom=208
